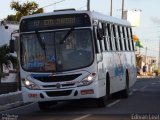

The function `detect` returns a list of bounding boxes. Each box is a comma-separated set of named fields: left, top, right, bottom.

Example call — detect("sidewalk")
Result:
left=0, top=91, right=23, bottom=111
left=137, top=75, right=160, bottom=79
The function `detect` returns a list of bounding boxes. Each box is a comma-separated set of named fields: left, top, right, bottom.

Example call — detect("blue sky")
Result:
left=0, top=0, right=160, bottom=57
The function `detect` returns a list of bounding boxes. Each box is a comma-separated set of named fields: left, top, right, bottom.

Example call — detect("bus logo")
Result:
left=56, top=83, right=61, bottom=89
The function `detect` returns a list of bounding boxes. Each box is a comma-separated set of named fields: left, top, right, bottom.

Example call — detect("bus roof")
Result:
left=21, top=10, right=131, bottom=26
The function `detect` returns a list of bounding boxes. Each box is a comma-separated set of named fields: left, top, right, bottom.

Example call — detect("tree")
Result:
left=10, top=1, right=43, bottom=21
left=0, top=45, right=9, bottom=80
left=0, top=44, right=17, bottom=80
left=6, top=15, right=17, bottom=21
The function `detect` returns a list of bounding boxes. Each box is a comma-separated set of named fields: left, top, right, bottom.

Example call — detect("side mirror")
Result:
left=9, top=30, right=19, bottom=53
left=9, top=39, right=15, bottom=53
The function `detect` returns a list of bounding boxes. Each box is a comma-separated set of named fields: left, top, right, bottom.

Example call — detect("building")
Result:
left=136, top=52, right=156, bottom=75
left=0, top=20, right=19, bottom=46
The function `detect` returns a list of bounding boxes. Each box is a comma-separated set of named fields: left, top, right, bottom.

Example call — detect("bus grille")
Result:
left=43, top=83, right=75, bottom=88
left=33, top=74, right=81, bottom=82
left=46, top=90, right=72, bottom=97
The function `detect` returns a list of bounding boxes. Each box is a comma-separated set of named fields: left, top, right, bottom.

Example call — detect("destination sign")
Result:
left=20, top=14, right=91, bottom=32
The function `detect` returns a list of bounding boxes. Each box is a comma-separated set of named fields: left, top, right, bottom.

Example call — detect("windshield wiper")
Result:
left=35, top=31, right=47, bottom=57
left=35, top=31, right=45, bottom=50
left=60, top=27, right=74, bottom=44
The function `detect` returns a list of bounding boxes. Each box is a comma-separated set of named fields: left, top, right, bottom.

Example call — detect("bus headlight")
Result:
left=78, top=73, right=97, bottom=87
left=23, top=79, right=39, bottom=90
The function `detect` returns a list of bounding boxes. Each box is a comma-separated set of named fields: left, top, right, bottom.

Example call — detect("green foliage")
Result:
left=153, top=69, right=160, bottom=76
left=0, top=44, right=10, bottom=65
left=10, top=1, right=44, bottom=21
left=0, top=44, right=18, bottom=79
left=6, top=15, right=17, bottom=21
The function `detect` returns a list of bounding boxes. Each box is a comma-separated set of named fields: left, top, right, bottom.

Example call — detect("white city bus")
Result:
left=11, top=9, right=137, bottom=109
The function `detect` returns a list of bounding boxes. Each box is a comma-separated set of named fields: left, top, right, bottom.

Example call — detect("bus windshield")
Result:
left=20, top=29, right=94, bottom=72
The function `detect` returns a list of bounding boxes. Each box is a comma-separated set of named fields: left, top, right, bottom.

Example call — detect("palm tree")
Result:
left=10, top=1, right=43, bottom=21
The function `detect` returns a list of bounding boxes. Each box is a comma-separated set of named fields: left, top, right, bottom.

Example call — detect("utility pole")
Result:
left=87, top=0, right=90, bottom=11
left=122, top=0, right=124, bottom=19
left=145, top=47, right=148, bottom=64
left=158, top=39, right=160, bottom=70
left=110, top=0, right=112, bottom=16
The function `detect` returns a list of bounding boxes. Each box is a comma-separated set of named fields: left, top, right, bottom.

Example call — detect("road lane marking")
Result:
left=0, top=91, right=22, bottom=98
left=0, top=101, right=23, bottom=111
left=0, top=102, right=36, bottom=113
left=132, top=89, right=137, bottom=92
left=72, top=114, right=91, bottom=120
left=141, top=86, right=147, bottom=90
left=151, top=83, right=156, bottom=85
left=107, top=100, right=121, bottom=108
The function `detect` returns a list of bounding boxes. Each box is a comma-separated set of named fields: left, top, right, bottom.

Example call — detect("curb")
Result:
left=137, top=76, right=159, bottom=79
left=0, top=91, right=22, bottom=98
left=0, top=101, right=23, bottom=112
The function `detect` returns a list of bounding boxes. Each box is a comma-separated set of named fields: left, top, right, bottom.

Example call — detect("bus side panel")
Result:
left=128, top=52, right=137, bottom=87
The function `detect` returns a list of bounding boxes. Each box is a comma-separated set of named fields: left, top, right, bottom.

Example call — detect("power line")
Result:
left=78, top=5, right=87, bottom=10
left=41, top=0, right=67, bottom=9
left=41, top=0, right=87, bottom=10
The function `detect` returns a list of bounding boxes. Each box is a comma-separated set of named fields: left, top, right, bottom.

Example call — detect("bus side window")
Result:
left=126, top=27, right=131, bottom=51
left=113, top=24, right=120, bottom=51
left=128, top=27, right=134, bottom=51
left=93, top=26, right=101, bottom=53
left=122, top=26, right=128, bottom=51
left=117, top=25, right=124, bottom=51
left=130, top=28, right=134, bottom=50
left=97, top=22, right=105, bottom=52
left=102, top=23, right=108, bottom=51
left=100, top=37, right=105, bottom=52
left=104, top=23, right=110, bottom=51
left=113, top=25, right=118, bottom=51
left=107, top=23, right=113, bottom=51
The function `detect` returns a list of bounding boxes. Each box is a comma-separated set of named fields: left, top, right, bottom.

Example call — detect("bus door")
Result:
left=92, top=21, right=108, bottom=94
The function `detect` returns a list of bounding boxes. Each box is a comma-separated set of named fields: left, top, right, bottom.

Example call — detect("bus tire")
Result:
left=96, top=73, right=110, bottom=107
left=38, top=101, right=57, bottom=110
left=96, top=96, right=106, bottom=107
left=121, top=71, right=129, bottom=98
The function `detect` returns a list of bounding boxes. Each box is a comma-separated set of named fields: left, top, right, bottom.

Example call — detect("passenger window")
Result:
left=126, top=27, right=131, bottom=51
left=107, top=24, right=113, bottom=51
left=118, top=26, right=124, bottom=51
left=113, top=25, right=119, bottom=51
left=110, top=25, right=116, bottom=51
left=122, top=27, right=129, bottom=51
left=99, top=39, right=105, bottom=52
left=93, top=27, right=101, bottom=53
left=130, top=28, right=134, bottom=50
left=102, top=23, right=108, bottom=51
left=98, top=22, right=105, bottom=52
left=105, top=25, right=110, bottom=51
left=128, top=28, right=134, bottom=51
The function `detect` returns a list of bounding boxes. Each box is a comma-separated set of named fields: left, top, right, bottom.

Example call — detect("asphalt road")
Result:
left=1, top=78, right=160, bottom=120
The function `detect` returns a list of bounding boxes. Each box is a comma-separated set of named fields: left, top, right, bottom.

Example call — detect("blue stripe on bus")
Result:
left=115, top=65, right=124, bottom=76
left=31, top=74, right=50, bottom=78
